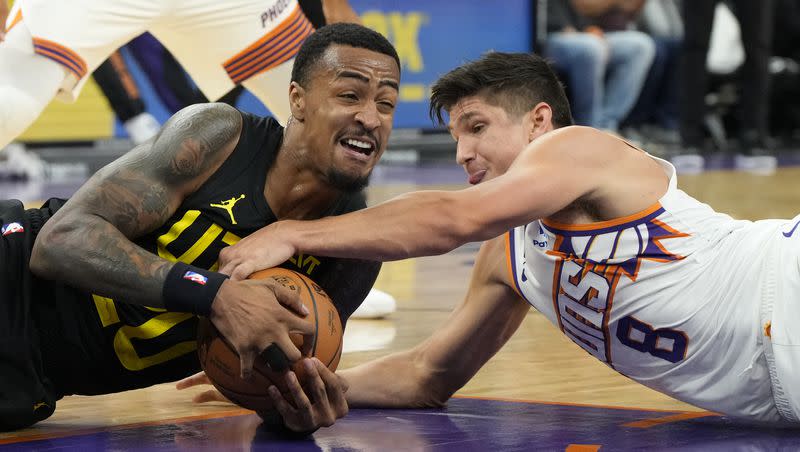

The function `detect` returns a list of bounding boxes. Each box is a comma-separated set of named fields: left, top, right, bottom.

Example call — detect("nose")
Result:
left=354, top=101, right=381, bottom=131
left=455, top=139, right=475, bottom=166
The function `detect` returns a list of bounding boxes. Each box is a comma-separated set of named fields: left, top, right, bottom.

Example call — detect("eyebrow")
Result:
left=447, top=111, right=480, bottom=132
left=337, top=70, right=399, bottom=91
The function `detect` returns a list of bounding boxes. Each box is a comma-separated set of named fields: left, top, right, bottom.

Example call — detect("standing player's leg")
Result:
left=239, top=61, right=294, bottom=123
left=1, top=0, right=161, bottom=152
left=152, top=0, right=313, bottom=125
left=0, top=22, right=66, bottom=150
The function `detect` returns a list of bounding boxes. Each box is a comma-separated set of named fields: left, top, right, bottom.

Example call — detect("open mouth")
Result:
left=340, top=137, right=376, bottom=158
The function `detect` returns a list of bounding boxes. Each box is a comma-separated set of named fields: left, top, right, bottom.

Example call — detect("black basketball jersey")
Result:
left=32, top=112, right=378, bottom=397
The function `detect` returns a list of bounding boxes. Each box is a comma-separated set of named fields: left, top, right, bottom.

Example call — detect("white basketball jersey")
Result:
left=506, top=156, right=784, bottom=421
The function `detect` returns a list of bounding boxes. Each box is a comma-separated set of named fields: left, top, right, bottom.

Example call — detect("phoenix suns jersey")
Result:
left=506, top=155, right=786, bottom=421
left=33, top=112, right=375, bottom=397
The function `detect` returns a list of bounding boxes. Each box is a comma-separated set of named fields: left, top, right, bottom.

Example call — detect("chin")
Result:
left=327, top=168, right=371, bottom=193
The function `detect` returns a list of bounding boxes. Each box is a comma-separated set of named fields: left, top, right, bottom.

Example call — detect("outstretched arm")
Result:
left=220, top=126, right=598, bottom=279
left=341, top=237, right=531, bottom=407
left=31, top=103, right=242, bottom=305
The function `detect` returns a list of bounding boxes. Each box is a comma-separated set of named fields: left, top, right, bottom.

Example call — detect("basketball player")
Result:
left=0, top=0, right=315, bottom=152
left=213, top=52, right=800, bottom=424
left=0, top=23, right=399, bottom=431
left=1, top=0, right=397, bottom=317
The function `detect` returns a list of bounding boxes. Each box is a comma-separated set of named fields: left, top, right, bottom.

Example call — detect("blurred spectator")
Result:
left=544, top=0, right=655, bottom=133
left=622, top=0, right=682, bottom=146
left=770, top=0, right=800, bottom=142
left=679, top=0, right=776, bottom=167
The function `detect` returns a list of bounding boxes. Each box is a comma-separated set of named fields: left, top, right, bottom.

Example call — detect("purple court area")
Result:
left=2, top=397, right=798, bottom=451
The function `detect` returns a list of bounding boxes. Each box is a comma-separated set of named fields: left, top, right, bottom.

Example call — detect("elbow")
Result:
left=417, top=373, right=457, bottom=408
left=29, top=230, right=54, bottom=279
left=29, top=220, right=69, bottom=280
left=413, top=355, right=459, bottom=408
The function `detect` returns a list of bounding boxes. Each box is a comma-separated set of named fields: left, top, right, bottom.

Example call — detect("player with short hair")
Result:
left=215, top=51, right=800, bottom=424
left=0, top=23, right=400, bottom=432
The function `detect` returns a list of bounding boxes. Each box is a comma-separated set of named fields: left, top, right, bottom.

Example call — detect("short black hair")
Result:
left=291, top=23, right=400, bottom=87
left=429, top=52, right=573, bottom=128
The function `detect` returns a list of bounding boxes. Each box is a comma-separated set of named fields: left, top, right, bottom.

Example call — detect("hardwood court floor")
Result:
left=2, top=163, right=799, bottom=442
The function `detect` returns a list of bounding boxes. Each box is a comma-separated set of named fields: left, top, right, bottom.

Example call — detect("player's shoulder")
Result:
left=155, top=103, right=243, bottom=151
left=543, top=125, right=619, bottom=149
left=165, top=103, right=242, bottom=134
left=527, top=126, right=638, bottom=163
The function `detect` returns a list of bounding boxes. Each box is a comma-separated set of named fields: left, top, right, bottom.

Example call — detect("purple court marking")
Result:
left=2, top=398, right=798, bottom=451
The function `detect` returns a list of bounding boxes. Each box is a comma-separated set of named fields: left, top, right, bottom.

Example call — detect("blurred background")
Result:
left=2, top=0, right=799, bottom=185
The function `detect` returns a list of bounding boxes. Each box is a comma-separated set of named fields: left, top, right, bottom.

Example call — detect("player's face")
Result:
left=301, top=45, right=400, bottom=192
left=448, top=97, right=531, bottom=185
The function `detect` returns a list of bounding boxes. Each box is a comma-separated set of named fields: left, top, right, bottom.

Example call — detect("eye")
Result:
left=472, top=123, right=485, bottom=134
left=339, top=93, right=358, bottom=101
left=377, top=100, right=396, bottom=112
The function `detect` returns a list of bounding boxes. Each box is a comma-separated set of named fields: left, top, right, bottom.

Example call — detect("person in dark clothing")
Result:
left=0, top=23, right=400, bottom=434
left=543, top=0, right=654, bottom=132
left=679, top=0, right=776, bottom=167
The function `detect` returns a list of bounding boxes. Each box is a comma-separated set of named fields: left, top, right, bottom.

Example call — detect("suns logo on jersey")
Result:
left=544, top=208, right=688, bottom=366
left=1, top=222, right=24, bottom=236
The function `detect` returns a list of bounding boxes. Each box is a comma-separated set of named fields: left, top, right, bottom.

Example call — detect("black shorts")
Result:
left=0, top=199, right=59, bottom=431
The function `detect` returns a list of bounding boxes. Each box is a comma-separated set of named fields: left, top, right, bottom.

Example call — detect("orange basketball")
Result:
left=196, top=267, right=343, bottom=413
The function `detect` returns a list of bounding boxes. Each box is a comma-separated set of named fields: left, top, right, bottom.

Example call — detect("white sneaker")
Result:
left=671, top=153, right=705, bottom=175
left=734, top=154, right=777, bottom=175
left=123, top=113, right=161, bottom=145
left=0, top=143, right=47, bottom=180
left=350, top=288, right=397, bottom=319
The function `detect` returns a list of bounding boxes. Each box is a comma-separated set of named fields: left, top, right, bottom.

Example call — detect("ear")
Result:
left=289, top=81, right=306, bottom=122
left=526, top=102, right=554, bottom=142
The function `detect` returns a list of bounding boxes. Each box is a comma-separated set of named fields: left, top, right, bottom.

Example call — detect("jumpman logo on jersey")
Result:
left=210, top=194, right=246, bottom=225
left=783, top=218, right=800, bottom=237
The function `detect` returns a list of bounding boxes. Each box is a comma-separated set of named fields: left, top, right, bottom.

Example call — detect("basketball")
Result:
left=196, top=267, right=343, bottom=413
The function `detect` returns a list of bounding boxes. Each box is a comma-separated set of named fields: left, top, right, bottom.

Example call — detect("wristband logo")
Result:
left=183, top=271, right=209, bottom=285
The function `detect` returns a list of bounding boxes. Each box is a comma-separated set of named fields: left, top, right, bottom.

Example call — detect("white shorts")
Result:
left=762, top=212, right=800, bottom=422
left=8, top=0, right=312, bottom=102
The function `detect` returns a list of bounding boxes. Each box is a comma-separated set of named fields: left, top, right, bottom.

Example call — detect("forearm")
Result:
left=341, top=350, right=454, bottom=409
left=283, top=190, right=494, bottom=262
left=31, top=213, right=172, bottom=305
left=30, top=104, right=241, bottom=305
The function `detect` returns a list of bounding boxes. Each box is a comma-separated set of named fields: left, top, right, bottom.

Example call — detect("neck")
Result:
left=265, top=121, right=342, bottom=220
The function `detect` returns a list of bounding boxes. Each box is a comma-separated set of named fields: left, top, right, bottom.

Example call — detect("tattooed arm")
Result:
left=30, top=103, right=242, bottom=306
left=32, top=102, right=315, bottom=377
